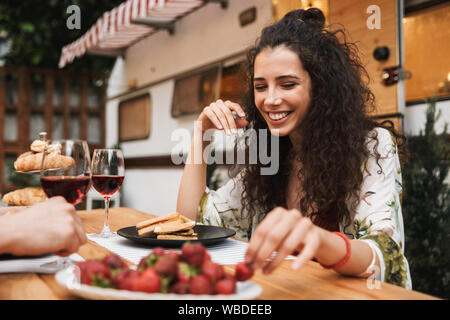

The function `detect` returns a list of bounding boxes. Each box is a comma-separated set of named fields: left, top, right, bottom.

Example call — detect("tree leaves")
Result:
left=402, top=98, right=450, bottom=299
left=0, top=0, right=123, bottom=72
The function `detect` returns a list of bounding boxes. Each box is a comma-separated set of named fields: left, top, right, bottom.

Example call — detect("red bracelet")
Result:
left=319, top=232, right=351, bottom=269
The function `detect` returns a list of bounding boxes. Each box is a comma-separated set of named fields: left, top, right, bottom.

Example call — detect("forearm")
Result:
left=314, top=228, right=379, bottom=277
left=176, top=122, right=209, bottom=221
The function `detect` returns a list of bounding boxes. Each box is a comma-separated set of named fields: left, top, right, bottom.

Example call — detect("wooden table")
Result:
left=0, top=207, right=438, bottom=300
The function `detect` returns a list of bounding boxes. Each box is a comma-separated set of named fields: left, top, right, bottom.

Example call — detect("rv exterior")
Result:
left=105, top=0, right=273, bottom=214
left=100, top=0, right=449, bottom=215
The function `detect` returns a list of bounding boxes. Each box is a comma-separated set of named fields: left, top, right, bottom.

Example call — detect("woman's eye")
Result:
left=281, top=83, right=296, bottom=89
left=254, top=85, right=267, bottom=91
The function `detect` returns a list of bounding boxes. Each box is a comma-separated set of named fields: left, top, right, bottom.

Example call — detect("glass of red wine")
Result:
left=91, top=149, right=125, bottom=238
left=40, top=140, right=91, bottom=266
left=40, top=140, right=91, bottom=205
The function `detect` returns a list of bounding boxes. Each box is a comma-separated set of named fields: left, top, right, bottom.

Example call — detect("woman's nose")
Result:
left=264, top=88, right=282, bottom=106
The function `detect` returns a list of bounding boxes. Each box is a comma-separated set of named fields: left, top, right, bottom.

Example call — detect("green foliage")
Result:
left=0, top=0, right=124, bottom=72
left=402, top=97, right=450, bottom=299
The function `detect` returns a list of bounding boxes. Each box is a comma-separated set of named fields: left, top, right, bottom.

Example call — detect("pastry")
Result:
left=14, top=139, right=73, bottom=172
left=14, top=152, right=74, bottom=172
left=2, top=187, right=47, bottom=206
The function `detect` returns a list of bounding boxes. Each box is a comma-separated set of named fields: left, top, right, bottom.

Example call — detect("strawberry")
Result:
left=180, top=243, right=206, bottom=267
left=103, top=253, right=127, bottom=270
left=170, top=281, right=190, bottom=294
left=137, top=253, right=159, bottom=271
left=235, top=262, right=254, bottom=282
left=223, top=271, right=236, bottom=281
left=201, top=260, right=224, bottom=283
left=189, top=275, right=212, bottom=295
left=204, top=251, right=211, bottom=261
left=152, top=247, right=165, bottom=256
left=154, top=256, right=177, bottom=277
left=177, top=262, right=198, bottom=283
left=170, top=282, right=189, bottom=294
left=132, top=269, right=161, bottom=293
left=75, top=261, right=88, bottom=275
left=165, top=250, right=180, bottom=261
left=112, top=269, right=140, bottom=290
left=215, top=278, right=236, bottom=295
left=81, top=260, right=111, bottom=287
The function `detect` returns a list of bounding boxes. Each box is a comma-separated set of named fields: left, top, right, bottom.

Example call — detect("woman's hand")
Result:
left=245, top=207, right=324, bottom=274
left=5, top=197, right=88, bottom=256
left=197, top=99, right=248, bottom=135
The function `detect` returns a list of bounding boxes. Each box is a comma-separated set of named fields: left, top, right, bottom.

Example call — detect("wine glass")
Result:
left=40, top=140, right=91, bottom=205
left=90, top=149, right=125, bottom=238
left=40, top=140, right=91, bottom=267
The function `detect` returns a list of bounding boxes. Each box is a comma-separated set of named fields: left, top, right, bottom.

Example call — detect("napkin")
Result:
left=0, top=253, right=84, bottom=274
left=87, top=234, right=295, bottom=266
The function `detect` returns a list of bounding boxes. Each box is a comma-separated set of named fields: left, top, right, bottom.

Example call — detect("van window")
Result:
left=172, top=66, right=219, bottom=117
left=404, top=2, right=450, bottom=102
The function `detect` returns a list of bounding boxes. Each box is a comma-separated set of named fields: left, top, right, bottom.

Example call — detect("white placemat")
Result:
left=87, top=234, right=295, bottom=266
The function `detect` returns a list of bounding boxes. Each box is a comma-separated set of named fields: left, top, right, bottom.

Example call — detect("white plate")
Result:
left=55, top=266, right=262, bottom=300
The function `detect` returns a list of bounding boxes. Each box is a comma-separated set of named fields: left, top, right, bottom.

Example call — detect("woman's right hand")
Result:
left=197, top=99, right=248, bottom=135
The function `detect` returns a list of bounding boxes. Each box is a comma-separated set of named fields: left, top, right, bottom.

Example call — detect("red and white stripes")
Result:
left=58, top=0, right=204, bottom=68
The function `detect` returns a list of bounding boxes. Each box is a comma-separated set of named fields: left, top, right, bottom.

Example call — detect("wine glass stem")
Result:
left=103, top=196, right=111, bottom=233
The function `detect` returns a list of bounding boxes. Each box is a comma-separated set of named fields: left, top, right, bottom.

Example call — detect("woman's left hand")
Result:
left=245, top=207, right=323, bottom=274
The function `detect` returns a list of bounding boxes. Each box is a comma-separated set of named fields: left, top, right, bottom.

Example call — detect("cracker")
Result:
left=136, top=212, right=180, bottom=229
left=153, top=220, right=195, bottom=234
left=137, top=217, right=183, bottom=236
left=156, top=234, right=198, bottom=240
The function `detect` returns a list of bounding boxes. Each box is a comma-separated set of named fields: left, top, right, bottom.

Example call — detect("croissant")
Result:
left=14, top=152, right=75, bottom=172
left=2, top=187, right=47, bottom=206
left=14, top=139, right=74, bottom=172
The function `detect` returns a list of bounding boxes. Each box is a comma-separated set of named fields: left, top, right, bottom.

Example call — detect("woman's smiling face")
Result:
left=253, top=45, right=312, bottom=138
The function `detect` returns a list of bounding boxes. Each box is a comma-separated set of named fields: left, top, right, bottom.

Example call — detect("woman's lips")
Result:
left=266, top=111, right=292, bottom=125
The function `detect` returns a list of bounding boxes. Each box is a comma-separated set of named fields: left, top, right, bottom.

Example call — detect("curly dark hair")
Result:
left=231, top=8, right=406, bottom=237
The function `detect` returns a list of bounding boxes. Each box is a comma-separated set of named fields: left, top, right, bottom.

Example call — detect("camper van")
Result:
left=57, top=0, right=448, bottom=215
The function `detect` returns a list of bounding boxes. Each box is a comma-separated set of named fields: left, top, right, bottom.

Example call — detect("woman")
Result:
left=177, top=8, right=411, bottom=289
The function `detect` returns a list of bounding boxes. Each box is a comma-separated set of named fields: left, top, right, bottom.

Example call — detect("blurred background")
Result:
left=0, top=0, right=448, bottom=298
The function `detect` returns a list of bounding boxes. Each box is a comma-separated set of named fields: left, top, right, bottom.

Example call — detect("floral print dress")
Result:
left=197, top=127, right=412, bottom=289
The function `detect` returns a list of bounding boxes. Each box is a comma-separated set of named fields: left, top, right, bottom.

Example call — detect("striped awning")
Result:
left=58, top=0, right=225, bottom=68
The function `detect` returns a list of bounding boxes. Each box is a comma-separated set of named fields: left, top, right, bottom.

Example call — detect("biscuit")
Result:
left=136, top=212, right=180, bottom=230
left=153, top=221, right=196, bottom=235
left=156, top=234, right=198, bottom=240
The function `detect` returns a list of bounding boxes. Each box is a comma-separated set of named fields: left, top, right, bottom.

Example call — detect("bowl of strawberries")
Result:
left=55, top=242, right=261, bottom=300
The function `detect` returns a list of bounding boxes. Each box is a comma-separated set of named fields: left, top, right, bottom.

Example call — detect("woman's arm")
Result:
left=314, top=227, right=378, bottom=276
left=245, top=208, right=377, bottom=276
left=176, top=121, right=209, bottom=221
left=246, top=128, right=408, bottom=287
left=176, top=99, right=247, bottom=221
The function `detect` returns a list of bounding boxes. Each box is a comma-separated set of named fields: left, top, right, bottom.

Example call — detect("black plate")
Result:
left=117, top=225, right=236, bottom=248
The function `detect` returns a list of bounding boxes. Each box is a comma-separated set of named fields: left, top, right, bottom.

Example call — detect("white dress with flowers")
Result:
left=197, top=127, right=412, bottom=289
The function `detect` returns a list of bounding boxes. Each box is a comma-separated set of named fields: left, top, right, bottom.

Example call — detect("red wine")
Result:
left=40, top=176, right=91, bottom=205
left=91, top=175, right=124, bottom=197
